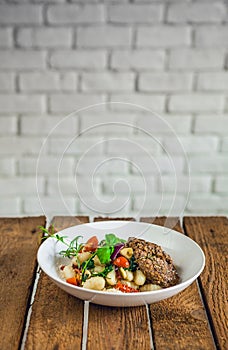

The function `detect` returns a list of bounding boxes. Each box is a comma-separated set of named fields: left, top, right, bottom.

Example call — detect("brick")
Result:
left=103, top=175, right=156, bottom=194
left=0, top=51, right=46, bottom=70
left=0, top=73, right=15, bottom=91
left=189, top=155, right=228, bottom=173
left=195, top=26, right=228, bottom=47
left=0, top=177, right=45, bottom=195
left=23, top=196, right=76, bottom=216
left=139, top=73, right=193, bottom=92
left=48, top=136, right=104, bottom=155
left=168, top=49, right=224, bottom=70
left=0, top=137, right=45, bottom=155
left=215, top=177, right=228, bottom=193
left=19, top=156, right=75, bottom=176
left=17, top=27, right=72, bottom=48
left=75, top=156, right=129, bottom=176
left=0, top=5, right=42, bottom=24
left=222, top=137, right=228, bottom=151
left=158, top=175, right=212, bottom=193
left=169, top=94, right=224, bottom=112
left=186, top=194, right=222, bottom=213
left=0, top=158, right=15, bottom=176
left=167, top=2, right=226, bottom=23
left=0, top=94, right=45, bottom=113
left=136, top=113, right=192, bottom=135
left=81, top=72, right=135, bottom=92
left=194, top=115, right=228, bottom=135
left=136, top=26, right=191, bottom=47
left=197, top=73, right=228, bottom=91
left=130, top=155, right=184, bottom=174
left=163, top=136, right=219, bottom=154
left=0, top=28, right=13, bottom=48
left=108, top=4, right=163, bottom=23
left=111, top=50, right=165, bottom=70
left=0, top=116, right=17, bottom=135
left=109, top=93, right=165, bottom=112
left=0, top=198, right=21, bottom=216
left=21, top=115, right=78, bottom=136
left=47, top=4, right=104, bottom=24
left=47, top=177, right=101, bottom=195
left=106, top=137, right=161, bottom=156
left=50, top=50, right=107, bottom=69
left=49, top=93, right=105, bottom=113
left=19, top=72, right=76, bottom=92
left=77, top=26, right=132, bottom=48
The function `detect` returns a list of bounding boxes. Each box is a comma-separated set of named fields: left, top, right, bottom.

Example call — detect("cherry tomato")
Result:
left=66, top=277, right=78, bottom=286
left=113, top=256, right=130, bottom=268
left=83, top=236, right=99, bottom=252
left=115, top=282, right=139, bottom=293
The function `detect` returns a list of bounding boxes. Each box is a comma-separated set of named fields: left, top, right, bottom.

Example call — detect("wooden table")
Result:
left=0, top=216, right=227, bottom=350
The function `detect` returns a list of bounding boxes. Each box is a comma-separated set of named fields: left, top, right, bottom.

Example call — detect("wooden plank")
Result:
left=25, top=216, right=89, bottom=350
left=94, top=216, right=135, bottom=222
left=183, top=216, right=228, bottom=350
left=0, top=216, right=46, bottom=350
left=87, top=217, right=151, bottom=350
left=141, top=217, right=215, bottom=350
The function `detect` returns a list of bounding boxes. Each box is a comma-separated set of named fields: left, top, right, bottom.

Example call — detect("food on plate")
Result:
left=40, top=227, right=180, bottom=293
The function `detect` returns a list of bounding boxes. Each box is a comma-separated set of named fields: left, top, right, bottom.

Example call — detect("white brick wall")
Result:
left=0, top=0, right=227, bottom=218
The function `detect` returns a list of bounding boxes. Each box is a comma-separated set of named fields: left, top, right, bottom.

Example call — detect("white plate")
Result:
left=37, top=220, right=205, bottom=307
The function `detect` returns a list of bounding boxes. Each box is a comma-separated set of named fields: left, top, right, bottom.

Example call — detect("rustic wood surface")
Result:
left=87, top=217, right=152, bottom=350
left=141, top=217, right=215, bottom=350
left=25, top=216, right=89, bottom=350
left=0, top=216, right=46, bottom=350
left=184, top=216, right=228, bottom=350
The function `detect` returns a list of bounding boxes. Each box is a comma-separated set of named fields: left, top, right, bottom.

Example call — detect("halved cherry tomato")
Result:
left=66, top=277, right=78, bottom=286
left=113, top=256, right=130, bottom=268
left=83, top=236, right=99, bottom=252
left=114, top=282, right=139, bottom=293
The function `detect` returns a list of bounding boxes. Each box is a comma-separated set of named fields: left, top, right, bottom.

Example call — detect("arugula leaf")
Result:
left=96, top=246, right=113, bottom=264
left=105, top=233, right=126, bottom=246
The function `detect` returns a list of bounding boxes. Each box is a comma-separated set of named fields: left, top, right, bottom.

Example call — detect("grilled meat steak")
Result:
left=127, top=237, right=179, bottom=288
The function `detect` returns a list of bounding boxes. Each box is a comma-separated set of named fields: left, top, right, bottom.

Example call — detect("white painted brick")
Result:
left=0, top=73, right=15, bottom=91
left=21, top=115, right=78, bottom=136
left=136, top=26, right=191, bottom=47
left=136, top=113, right=192, bottom=135
left=0, top=198, right=21, bottom=216
left=130, top=155, right=184, bottom=175
left=49, top=93, right=105, bottom=113
left=103, top=175, right=156, bottom=194
left=158, top=175, right=212, bottom=193
left=163, top=136, right=219, bottom=154
left=0, top=5, right=42, bottom=24
left=50, top=50, right=107, bottom=69
left=77, top=26, right=132, bottom=48
left=0, top=137, right=45, bottom=155
left=194, top=115, right=228, bottom=135
left=215, top=177, right=228, bottom=193
left=0, top=116, right=17, bottom=135
left=169, top=94, right=224, bottom=113
left=195, top=26, right=228, bottom=47
left=106, top=137, right=161, bottom=156
left=75, top=156, right=129, bottom=176
left=109, top=94, right=165, bottom=112
left=0, top=158, right=15, bottom=176
left=47, top=177, right=101, bottom=195
left=0, top=51, right=46, bottom=70
left=189, top=155, right=228, bottom=174
left=23, top=196, right=76, bottom=217
left=186, top=194, right=228, bottom=213
left=19, top=72, right=76, bottom=92
left=19, top=156, right=75, bottom=176
left=108, top=4, right=163, bottom=23
left=0, top=177, right=45, bottom=195
left=222, top=137, right=228, bottom=152
left=48, top=136, right=104, bottom=155
left=167, top=2, right=226, bottom=23
left=197, top=73, right=228, bottom=91
left=111, top=50, right=165, bottom=70
left=0, top=94, right=45, bottom=113
left=81, top=72, right=135, bottom=92
left=0, top=28, right=13, bottom=48
left=139, top=73, right=193, bottom=92
left=168, top=49, right=224, bottom=70
left=47, top=4, right=104, bottom=24
left=17, top=27, right=72, bottom=48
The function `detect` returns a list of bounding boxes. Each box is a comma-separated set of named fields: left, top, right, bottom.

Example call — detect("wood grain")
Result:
left=0, top=216, right=46, bottom=350
left=87, top=217, right=152, bottom=350
left=141, top=217, right=215, bottom=350
left=184, top=216, right=228, bottom=350
left=25, top=216, right=89, bottom=350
